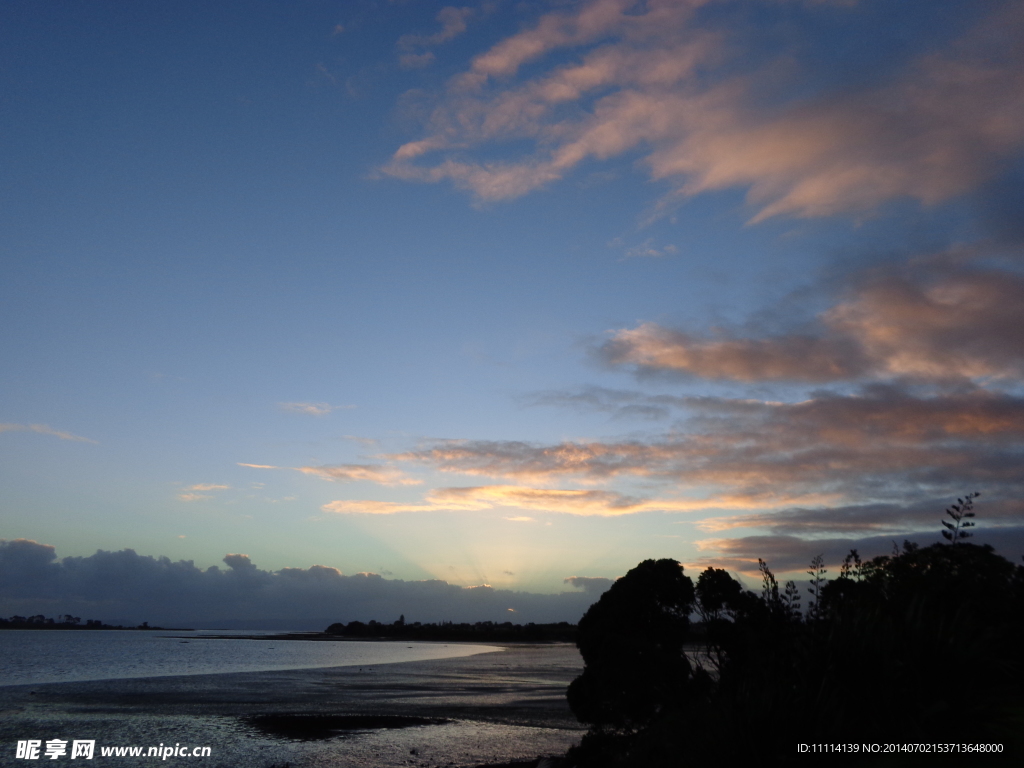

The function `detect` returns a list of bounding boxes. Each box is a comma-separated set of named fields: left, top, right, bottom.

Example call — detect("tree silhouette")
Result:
left=694, top=567, right=748, bottom=674
left=694, top=567, right=744, bottom=624
left=566, top=559, right=696, bottom=734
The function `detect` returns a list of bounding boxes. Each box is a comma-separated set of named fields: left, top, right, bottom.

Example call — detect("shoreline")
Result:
left=0, top=631, right=509, bottom=690
left=165, top=632, right=571, bottom=643
left=0, top=643, right=584, bottom=768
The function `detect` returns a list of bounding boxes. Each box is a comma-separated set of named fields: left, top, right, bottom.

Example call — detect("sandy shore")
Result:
left=0, top=643, right=584, bottom=768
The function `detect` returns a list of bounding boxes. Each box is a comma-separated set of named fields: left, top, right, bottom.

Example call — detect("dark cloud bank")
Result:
left=0, top=539, right=605, bottom=630
left=699, top=527, right=1024, bottom=575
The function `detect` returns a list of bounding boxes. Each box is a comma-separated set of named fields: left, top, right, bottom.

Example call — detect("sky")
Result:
left=2, top=0, right=1024, bottom=626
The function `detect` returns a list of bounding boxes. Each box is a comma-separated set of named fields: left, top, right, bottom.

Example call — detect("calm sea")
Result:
left=0, top=629, right=500, bottom=687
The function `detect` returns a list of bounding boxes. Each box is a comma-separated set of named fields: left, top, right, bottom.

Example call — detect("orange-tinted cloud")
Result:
left=602, top=265, right=1024, bottom=382
left=321, top=483, right=788, bottom=516
left=390, top=388, right=1024, bottom=506
left=385, top=1, right=1024, bottom=219
left=0, top=423, right=97, bottom=443
left=296, top=464, right=422, bottom=486
left=238, top=462, right=420, bottom=486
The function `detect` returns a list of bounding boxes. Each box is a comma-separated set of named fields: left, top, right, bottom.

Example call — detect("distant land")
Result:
left=0, top=615, right=192, bottom=631
left=187, top=617, right=579, bottom=644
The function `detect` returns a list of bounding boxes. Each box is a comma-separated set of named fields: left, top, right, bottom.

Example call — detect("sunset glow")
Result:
left=2, top=0, right=1022, bottom=623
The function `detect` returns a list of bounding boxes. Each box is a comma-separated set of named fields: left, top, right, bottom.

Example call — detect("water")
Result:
left=0, top=629, right=500, bottom=686
left=0, top=639, right=583, bottom=767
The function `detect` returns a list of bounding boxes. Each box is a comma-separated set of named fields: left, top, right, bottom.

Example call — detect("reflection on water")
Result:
left=0, top=639, right=584, bottom=767
left=3, top=710, right=580, bottom=768
left=0, top=629, right=499, bottom=686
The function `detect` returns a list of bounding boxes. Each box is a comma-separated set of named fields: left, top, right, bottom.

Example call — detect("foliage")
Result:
left=805, top=554, right=827, bottom=621
left=942, top=491, right=979, bottom=544
left=566, top=559, right=697, bottom=735
left=564, top=498, right=1024, bottom=767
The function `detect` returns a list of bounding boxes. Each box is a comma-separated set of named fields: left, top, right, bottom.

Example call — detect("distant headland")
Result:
left=0, top=614, right=192, bottom=631
left=186, top=617, right=578, bottom=643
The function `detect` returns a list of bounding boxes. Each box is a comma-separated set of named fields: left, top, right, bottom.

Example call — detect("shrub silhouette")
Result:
left=565, top=505, right=1024, bottom=767
left=942, top=491, right=979, bottom=544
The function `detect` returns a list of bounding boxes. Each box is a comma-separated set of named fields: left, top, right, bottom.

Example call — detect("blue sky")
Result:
left=3, top=0, right=1023, bottom=621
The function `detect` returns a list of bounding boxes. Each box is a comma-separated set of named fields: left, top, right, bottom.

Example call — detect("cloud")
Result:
left=389, top=386, right=1024, bottom=507
left=177, top=484, right=230, bottom=502
left=397, top=6, right=475, bottom=68
left=321, top=499, right=430, bottom=515
left=400, top=52, right=436, bottom=69
left=698, top=496, right=1024, bottom=535
left=296, top=464, right=422, bottom=486
left=522, top=385, right=690, bottom=420
left=623, top=240, right=677, bottom=259
left=0, top=423, right=97, bottom=443
left=0, top=539, right=604, bottom=628
left=694, top=527, right=1024, bottom=575
left=342, top=435, right=378, bottom=447
left=609, top=237, right=678, bottom=260
left=323, top=483, right=801, bottom=517
left=600, top=263, right=1024, bottom=382
left=602, top=322, right=866, bottom=382
left=398, top=6, right=474, bottom=50
left=239, top=462, right=418, bottom=487
left=279, top=402, right=352, bottom=416
left=222, top=553, right=257, bottom=571
left=563, top=576, right=615, bottom=594
left=384, top=1, right=1024, bottom=219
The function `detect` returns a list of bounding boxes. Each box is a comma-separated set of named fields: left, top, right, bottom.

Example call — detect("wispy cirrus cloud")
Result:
left=297, top=464, right=422, bottom=486
left=238, top=461, right=420, bottom=487
left=279, top=402, right=353, bottom=416
left=384, top=1, right=1024, bottom=220
left=321, top=484, right=776, bottom=517
left=397, top=5, right=476, bottom=68
left=372, top=0, right=1024, bottom=574
left=0, top=423, right=97, bottom=443
left=178, top=483, right=231, bottom=502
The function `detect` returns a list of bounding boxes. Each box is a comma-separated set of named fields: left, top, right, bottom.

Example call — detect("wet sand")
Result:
left=0, top=643, right=584, bottom=768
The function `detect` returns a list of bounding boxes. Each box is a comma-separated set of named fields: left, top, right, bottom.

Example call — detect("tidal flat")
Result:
left=0, top=643, right=584, bottom=768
